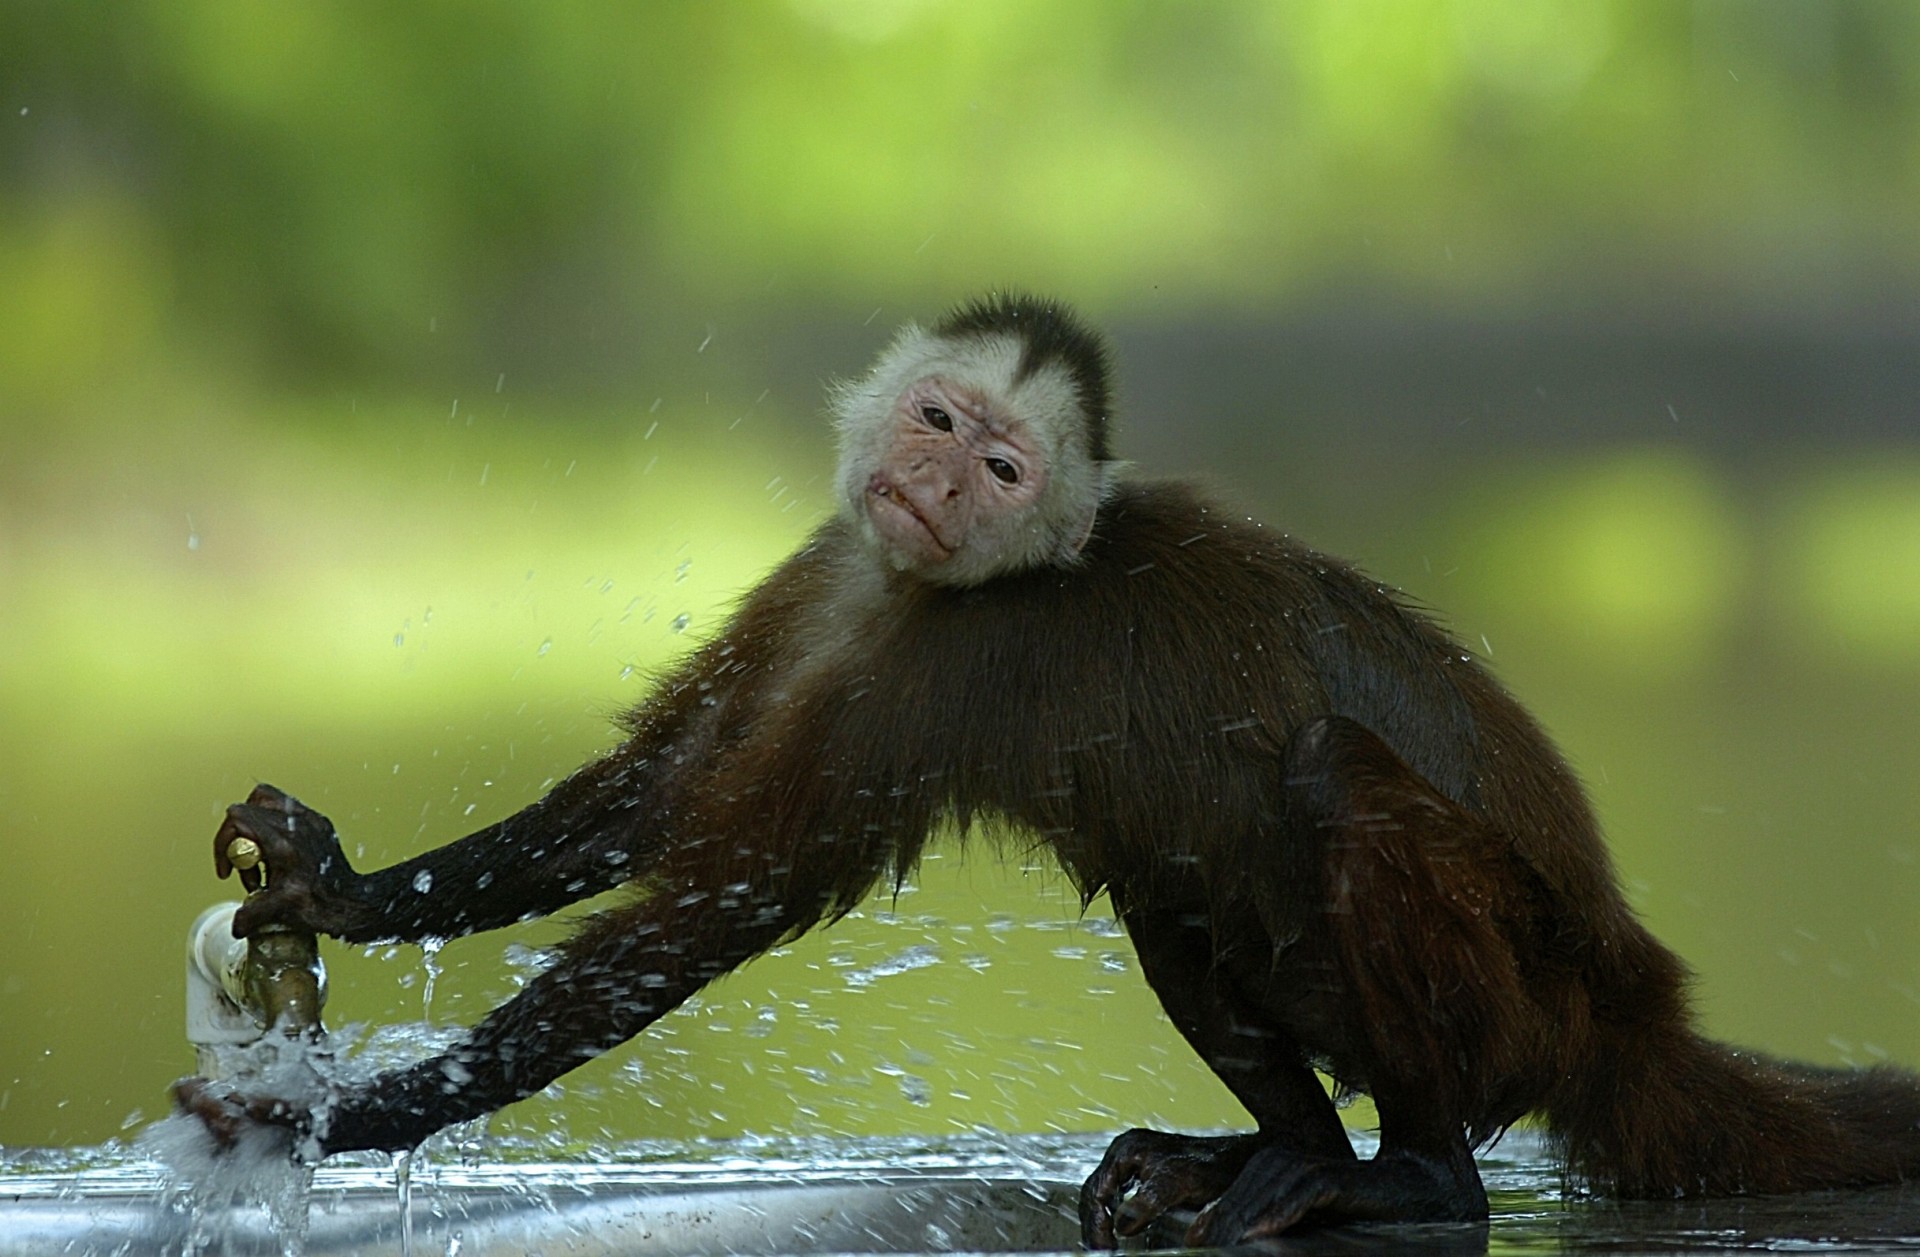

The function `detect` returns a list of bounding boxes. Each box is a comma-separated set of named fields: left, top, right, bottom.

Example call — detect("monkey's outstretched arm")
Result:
left=211, top=785, right=886, bottom=1156
left=213, top=768, right=662, bottom=945
left=175, top=879, right=804, bottom=1153
left=212, top=625, right=781, bottom=946
left=317, top=890, right=791, bottom=1152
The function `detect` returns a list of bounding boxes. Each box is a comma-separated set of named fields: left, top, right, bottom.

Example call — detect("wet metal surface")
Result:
left=1, top=1160, right=1083, bottom=1255
left=5, top=1132, right=1920, bottom=1255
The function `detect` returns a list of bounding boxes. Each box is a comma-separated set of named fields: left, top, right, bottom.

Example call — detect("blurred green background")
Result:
left=3, top=1, right=1918, bottom=1153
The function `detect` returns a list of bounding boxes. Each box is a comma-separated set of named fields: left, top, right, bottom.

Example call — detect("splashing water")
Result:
left=842, top=945, right=941, bottom=989
left=135, top=1035, right=331, bottom=1256
left=392, top=1149, right=415, bottom=1257
left=419, top=937, right=447, bottom=1025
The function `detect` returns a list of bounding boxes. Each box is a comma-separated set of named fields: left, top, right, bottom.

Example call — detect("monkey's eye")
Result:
left=921, top=405, right=954, bottom=432
left=985, top=457, right=1020, bottom=485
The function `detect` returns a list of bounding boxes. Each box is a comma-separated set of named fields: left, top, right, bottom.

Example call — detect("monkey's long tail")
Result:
left=1548, top=1024, right=1920, bottom=1197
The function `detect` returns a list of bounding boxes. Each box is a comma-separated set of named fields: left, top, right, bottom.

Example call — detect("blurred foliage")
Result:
left=1447, top=451, right=1747, bottom=675
left=2, top=1, right=1918, bottom=1151
left=5, top=0, right=1920, bottom=398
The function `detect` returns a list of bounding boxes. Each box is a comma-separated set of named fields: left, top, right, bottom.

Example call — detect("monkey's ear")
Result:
left=1067, top=461, right=1125, bottom=556
left=1070, top=503, right=1098, bottom=555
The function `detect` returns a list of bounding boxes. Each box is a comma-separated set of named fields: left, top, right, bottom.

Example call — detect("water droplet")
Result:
left=675, top=559, right=691, bottom=583
left=420, top=936, right=446, bottom=1023
left=670, top=613, right=691, bottom=634
left=843, top=944, right=941, bottom=988
left=413, top=870, right=434, bottom=894
left=537, top=638, right=553, bottom=657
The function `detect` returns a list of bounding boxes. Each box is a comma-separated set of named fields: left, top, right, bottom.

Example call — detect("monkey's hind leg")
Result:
left=1079, top=900, right=1356, bottom=1248
left=1194, top=716, right=1549, bottom=1242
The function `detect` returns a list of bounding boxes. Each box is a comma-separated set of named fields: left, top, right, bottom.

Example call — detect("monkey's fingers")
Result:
left=213, top=810, right=270, bottom=893
left=244, top=783, right=299, bottom=812
left=1113, top=1178, right=1182, bottom=1238
left=1078, top=1178, right=1122, bottom=1250
left=172, top=1077, right=243, bottom=1150
left=214, top=785, right=335, bottom=904
left=1080, top=1150, right=1148, bottom=1247
left=212, top=784, right=297, bottom=881
left=171, top=1076, right=310, bottom=1152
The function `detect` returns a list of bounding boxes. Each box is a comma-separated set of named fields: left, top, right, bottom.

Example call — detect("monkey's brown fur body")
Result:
left=189, top=298, right=1920, bottom=1242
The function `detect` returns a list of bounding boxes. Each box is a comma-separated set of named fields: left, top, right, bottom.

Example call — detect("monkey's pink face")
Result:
left=864, top=377, right=1051, bottom=571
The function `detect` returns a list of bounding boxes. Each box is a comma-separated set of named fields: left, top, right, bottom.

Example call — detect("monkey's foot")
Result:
left=1079, top=1128, right=1261, bottom=1249
left=1190, top=1143, right=1488, bottom=1243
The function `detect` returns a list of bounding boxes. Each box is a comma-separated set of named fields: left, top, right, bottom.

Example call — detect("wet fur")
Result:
left=316, top=479, right=1920, bottom=1204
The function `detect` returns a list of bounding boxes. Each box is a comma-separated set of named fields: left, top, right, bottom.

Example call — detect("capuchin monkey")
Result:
left=177, top=294, right=1920, bottom=1244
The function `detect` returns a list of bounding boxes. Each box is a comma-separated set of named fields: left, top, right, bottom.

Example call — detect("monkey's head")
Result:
left=830, top=294, right=1118, bottom=587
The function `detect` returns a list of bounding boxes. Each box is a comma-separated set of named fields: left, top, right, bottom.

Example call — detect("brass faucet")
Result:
left=222, top=836, right=326, bottom=1038
left=187, top=839, right=327, bottom=1083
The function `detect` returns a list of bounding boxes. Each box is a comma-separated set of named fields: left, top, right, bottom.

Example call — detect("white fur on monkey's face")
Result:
left=830, top=325, right=1113, bottom=587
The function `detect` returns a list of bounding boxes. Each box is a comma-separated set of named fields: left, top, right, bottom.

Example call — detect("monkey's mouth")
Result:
left=866, top=478, right=954, bottom=562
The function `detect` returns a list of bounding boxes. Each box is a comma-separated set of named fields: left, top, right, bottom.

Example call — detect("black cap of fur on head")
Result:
left=935, top=293, right=1114, bottom=462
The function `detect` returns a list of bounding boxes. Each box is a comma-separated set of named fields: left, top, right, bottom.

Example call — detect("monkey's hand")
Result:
left=216, top=784, right=368, bottom=938
left=1188, top=1144, right=1486, bottom=1242
left=1079, top=1129, right=1261, bottom=1249
left=170, top=1076, right=314, bottom=1154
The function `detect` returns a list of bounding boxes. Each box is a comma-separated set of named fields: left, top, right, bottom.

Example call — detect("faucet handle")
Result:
left=226, top=836, right=263, bottom=874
